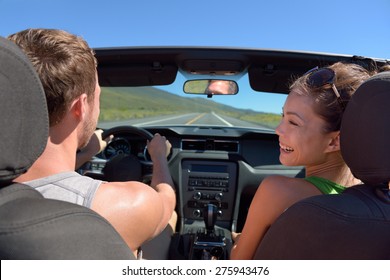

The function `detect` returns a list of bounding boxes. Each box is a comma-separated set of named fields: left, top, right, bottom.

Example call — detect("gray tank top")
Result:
left=23, top=171, right=103, bottom=208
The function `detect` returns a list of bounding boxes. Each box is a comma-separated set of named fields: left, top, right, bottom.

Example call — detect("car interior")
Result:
left=0, top=36, right=135, bottom=260
left=76, top=46, right=389, bottom=259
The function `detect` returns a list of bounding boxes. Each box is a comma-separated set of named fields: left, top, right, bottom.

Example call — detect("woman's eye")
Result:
left=289, top=120, right=298, bottom=126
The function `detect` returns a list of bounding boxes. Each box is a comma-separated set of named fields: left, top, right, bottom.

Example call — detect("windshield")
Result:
left=98, top=72, right=287, bottom=131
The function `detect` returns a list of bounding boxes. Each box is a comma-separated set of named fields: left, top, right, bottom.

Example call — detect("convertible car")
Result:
left=76, top=47, right=388, bottom=260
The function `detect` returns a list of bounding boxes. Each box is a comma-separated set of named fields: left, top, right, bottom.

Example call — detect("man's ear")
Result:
left=324, top=131, right=340, bottom=153
left=71, top=93, right=88, bottom=120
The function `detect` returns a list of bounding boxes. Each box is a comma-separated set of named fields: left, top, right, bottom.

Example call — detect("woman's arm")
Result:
left=230, top=176, right=321, bottom=259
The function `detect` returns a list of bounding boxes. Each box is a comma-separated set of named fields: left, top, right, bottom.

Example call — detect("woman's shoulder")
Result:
left=260, top=175, right=321, bottom=197
left=262, top=175, right=306, bottom=187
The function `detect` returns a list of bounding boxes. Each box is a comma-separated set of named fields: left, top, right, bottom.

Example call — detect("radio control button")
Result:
left=193, top=192, right=202, bottom=200
left=193, top=209, right=201, bottom=218
left=215, top=192, right=223, bottom=201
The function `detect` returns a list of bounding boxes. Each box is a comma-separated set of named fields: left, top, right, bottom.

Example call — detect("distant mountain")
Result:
left=99, top=86, right=281, bottom=128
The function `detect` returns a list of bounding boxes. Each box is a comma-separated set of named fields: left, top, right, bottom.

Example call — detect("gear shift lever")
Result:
left=204, top=204, right=217, bottom=233
left=191, top=203, right=227, bottom=260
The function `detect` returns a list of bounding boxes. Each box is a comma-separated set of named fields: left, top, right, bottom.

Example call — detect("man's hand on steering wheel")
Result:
left=147, top=133, right=172, bottom=161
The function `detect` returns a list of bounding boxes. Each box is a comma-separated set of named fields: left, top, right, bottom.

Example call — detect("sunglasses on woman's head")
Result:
left=304, top=66, right=345, bottom=110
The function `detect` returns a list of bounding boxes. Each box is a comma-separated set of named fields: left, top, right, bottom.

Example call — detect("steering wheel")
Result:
left=101, top=125, right=154, bottom=182
left=102, top=125, right=153, bottom=141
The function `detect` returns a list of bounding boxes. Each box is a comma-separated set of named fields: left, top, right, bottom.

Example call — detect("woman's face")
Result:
left=275, top=90, right=337, bottom=167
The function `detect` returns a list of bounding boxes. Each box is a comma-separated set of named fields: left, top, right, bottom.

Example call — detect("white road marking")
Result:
left=133, top=113, right=196, bottom=126
left=211, top=111, right=234, bottom=127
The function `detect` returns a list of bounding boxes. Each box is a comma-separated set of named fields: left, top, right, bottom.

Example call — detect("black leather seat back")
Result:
left=254, top=71, right=390, bottom=260
left=0, top=183, right=135, bottom=259
left=0, top=36, right=134, bottom=259
left=254, top=185, right=390, bottom=259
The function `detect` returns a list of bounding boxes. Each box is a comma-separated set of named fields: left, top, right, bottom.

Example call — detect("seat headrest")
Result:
left=341, top=71, right=390, bottom=185
left=0, top=36, right=48, bottom=184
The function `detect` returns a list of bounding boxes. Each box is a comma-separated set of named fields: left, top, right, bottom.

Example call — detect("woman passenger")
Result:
left=230, top=62, right=373, bottom=260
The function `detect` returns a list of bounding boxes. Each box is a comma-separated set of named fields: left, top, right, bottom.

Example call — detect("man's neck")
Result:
left=15, top=134, right=78, bottom=182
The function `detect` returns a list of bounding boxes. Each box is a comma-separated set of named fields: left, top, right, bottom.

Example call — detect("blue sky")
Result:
left=1, top=0, right=389, bottom=113
left=2, top=0, right=389, bottom=58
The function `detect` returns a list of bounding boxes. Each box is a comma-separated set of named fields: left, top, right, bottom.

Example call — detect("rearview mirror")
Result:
left=184, top=79, right=238, bottom=96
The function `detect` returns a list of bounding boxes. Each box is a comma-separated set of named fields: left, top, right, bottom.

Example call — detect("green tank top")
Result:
left=304, top=176, right=346, bottom=194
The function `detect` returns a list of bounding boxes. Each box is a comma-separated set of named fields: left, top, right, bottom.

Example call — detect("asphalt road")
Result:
left=99, top=112, right=271, bottom=130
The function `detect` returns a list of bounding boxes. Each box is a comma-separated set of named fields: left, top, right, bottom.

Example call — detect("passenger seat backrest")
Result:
left=0, top=183, right=135, bottom=259
left=253, top=185, right=390, bottom=259
left=0, top=36, right=134, bottom=259
left=254, top=71, right=390, bottom=260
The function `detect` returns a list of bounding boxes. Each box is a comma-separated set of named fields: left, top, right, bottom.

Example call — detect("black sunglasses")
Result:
left=304, top=66, right=345, bottom=110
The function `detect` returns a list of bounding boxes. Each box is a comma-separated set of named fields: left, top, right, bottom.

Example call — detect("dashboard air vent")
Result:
left=181, top=139, right=239, bottom=152
left=182, top=139, right=206, bottom=150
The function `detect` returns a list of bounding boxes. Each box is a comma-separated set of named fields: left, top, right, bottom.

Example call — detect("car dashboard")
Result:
left=78, top=125, right=304, bottom=259
left=85, top=46, right=386, bottom=259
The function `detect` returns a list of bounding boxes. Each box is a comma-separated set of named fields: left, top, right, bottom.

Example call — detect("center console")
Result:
left=171, top=159, right=237, bottom=259
left=182, top=160, right=237, bottom=226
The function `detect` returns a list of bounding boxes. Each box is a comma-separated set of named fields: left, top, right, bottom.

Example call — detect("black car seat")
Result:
left=0, top=36, right=135, bottom=259
left=254, top=71, right=390, bottom=260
